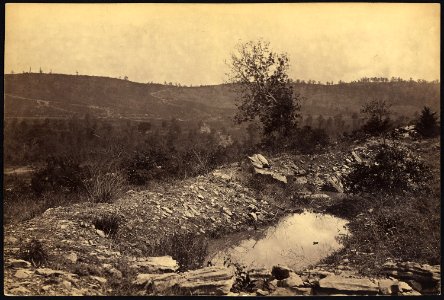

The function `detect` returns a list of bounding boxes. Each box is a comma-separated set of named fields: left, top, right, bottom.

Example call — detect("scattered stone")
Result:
left=61, top=280, right=72, bottom=289
left=270, top=287, right=295, bottom=296
left=9, top=286, right=31, bottom=295
left=294, top=177, right=308, bottom=185
left=407, top=280, right=422, bottom=292
left=248, top=212, right=258, bottom=222
left=108, top=268, right=123, bottom=279
left=256, top=289, right=269, bottom=296
left=253, top=168, right=287, bottom=184
left=66, top=252, right=78, bottom=264
left=91, top=276, right=107, bottom=284
left=402, top=290, right=422, bottom=295
left=351, top=151, right=363, bottom=163
left=398, top=281, right=413, bottom=292
left=96, top=229, right=106, bottom=237
left=14, top=269, right=32, bottom=279
left=378, top=279, right=399, bottom=295
left=35, top=268, right=66, bottom=277
left=5, top=236, right=19, bottom=244
left=6, top=259, right=31, bottom=269
left=292, top=287, right=313, bottom=295
left=248, top=154, right=270, bottom=169
left=272, top=265, right=292, bottom=280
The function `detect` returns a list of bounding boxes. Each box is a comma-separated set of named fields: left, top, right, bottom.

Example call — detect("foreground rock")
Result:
left=131, top=256, right=179, bottom=273
left=381, top=261, right=441, bottom=294
left=248, top=154, right=287, bottom=184
left=318, top=275, right=379, bottom=294
left=135, top=266, right=235, bottom=295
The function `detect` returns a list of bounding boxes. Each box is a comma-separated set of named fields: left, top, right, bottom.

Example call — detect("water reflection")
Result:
left=207, top=211, right=348, bottom=271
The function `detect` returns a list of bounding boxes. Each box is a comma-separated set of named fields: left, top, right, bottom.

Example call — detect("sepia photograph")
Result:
left=3, top=3, right=441, bottom=296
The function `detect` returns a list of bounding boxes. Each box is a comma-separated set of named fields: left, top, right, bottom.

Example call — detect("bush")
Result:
left=290, top=126, right=330, bottom=154
left=125, top=150, right=168, bottom=185
left=31, top=156, right=88, bottom=196
left=19, top=239, right=48, bottom=267
left=344, top=144, right=431, bottom=195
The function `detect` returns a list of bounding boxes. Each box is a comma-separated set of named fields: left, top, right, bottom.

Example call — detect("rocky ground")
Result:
left=3, top=132, right=441, bottom=296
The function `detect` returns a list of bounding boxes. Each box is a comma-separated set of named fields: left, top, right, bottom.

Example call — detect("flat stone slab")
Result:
left=132, top=256, right=179, bottom=273
left=318, top=275, right=379, bottom=293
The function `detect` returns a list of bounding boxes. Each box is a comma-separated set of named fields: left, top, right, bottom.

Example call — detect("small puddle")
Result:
left=206, top=211, right=348, bottom=271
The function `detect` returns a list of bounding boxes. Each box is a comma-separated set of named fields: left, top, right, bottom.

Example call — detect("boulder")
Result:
left=378, top=279, right=400, bottom=295
left=131, top=256, right=179, bottom=273
left=248, top=154, right=270, bottom=169
left=318, top=275, right=379, bottom=294
left=278, top=273, right=304, bottom=288
left=272, top=265, right=292, bottom=280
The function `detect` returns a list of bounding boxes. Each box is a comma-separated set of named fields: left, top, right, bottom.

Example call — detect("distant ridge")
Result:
left=4, top=73, right=439, bottom=120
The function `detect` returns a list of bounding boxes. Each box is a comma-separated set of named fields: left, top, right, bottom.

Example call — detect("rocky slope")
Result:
left=3, top=133, right=440, bottom=296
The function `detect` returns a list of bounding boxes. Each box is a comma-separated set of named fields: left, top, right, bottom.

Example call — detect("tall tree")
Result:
left=227, top=40, right=301, bottom=141
left=360, top=99, right=392, bottom=142
left=416, top=106, right=439, bottom=138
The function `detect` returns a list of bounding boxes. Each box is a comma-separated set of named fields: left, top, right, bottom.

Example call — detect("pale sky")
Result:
left=5, top=3, right=440, bottom=85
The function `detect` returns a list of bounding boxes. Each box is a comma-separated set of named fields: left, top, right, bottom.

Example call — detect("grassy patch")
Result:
left=323, top=194, right=440, bottom=275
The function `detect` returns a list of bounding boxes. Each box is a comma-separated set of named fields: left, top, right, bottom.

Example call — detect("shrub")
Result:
left=93, top=214, right=121, bottom=236
left=344, top=144, right=431, bottom=195
left=19, top=239, right=48, bottom=267
left=125, top=150, right=168, bottom=185
left=31, top=156, right=88, bottom=196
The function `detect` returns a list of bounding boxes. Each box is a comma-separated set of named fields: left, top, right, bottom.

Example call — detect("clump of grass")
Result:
left=93, top=214, right=121, bottom=236
left=85, top=172, right=125, bottom=203
left=19, top=239, right=48, bottom=267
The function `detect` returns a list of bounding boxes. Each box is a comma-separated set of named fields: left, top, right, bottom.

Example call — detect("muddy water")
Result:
left=206, top=211, right=348, bottom=271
